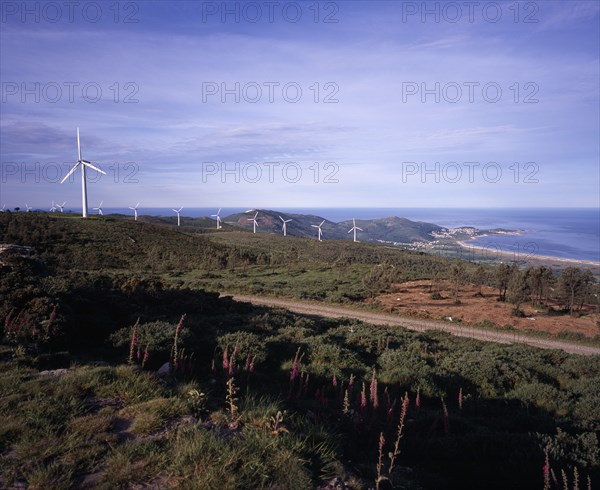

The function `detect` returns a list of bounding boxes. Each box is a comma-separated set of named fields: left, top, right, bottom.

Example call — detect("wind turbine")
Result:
left=279, top=216, right=292, bottom=236
left=56, top=201, right=66, bottom=213
left=50, top=201, right=57, bottom=213
left=211, top=208, right=222, bottom=229
left=60, top=128, right=106, bottom=218
left=348, top=218, right=363, bottom=242
left=172, top=206, right=183, bottom=226
left=311, top=220, right=325, bottom=241
left=247, top=212, right=259, bottom=234
left=0, top=205, right=5, bottom=212
left=129, top=202, right=140, bottom=221
left=93, top=201, right=103, bottom=215
left=25, top=203, right=32, bottom=212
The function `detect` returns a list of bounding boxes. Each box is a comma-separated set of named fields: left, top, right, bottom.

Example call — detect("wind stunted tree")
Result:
left=508, top=269, right=530, bottom=316
left=471, top=265, right=488, bottom=296
left=558, top=267, right=596, bottom=314
left=495, top=263, right=513, bottom=301
left=526, top=266, right=554, bottom=306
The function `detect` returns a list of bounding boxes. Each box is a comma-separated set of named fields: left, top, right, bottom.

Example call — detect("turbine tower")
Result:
left=279, top=216, right=292, bottom=236
left=172, top=206, right=183, bottom=226
left=311, top=220, right=325, bottom=241
left=93, top=201, right=103, bottom=215
left=247, top=212, right=259, bottom=234
left=129, top=202, right=140, bottom=221
left=60, top=128, right=106, bottom=218
left=348, top=218, right=363, bottom=242
left=50, top=201, right=56, bottom=213
left=56, top=201, right=66, bottom=213
left=211, top=208, right=222, bottom=229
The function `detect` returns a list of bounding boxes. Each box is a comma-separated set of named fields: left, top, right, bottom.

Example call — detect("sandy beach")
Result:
left=456, top=240, right=600, bottom=270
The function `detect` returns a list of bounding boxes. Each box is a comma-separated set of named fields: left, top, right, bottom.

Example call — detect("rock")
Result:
left=37, top=368, right=68, bottom=377
left=157, top=362, right=171, bottom=375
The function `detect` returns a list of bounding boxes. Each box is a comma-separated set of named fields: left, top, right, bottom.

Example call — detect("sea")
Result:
left=89, top=207, right=600, bottom=264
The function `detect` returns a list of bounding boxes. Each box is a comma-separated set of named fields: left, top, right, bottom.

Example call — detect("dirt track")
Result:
left=225, top=294, right=600, bottom=356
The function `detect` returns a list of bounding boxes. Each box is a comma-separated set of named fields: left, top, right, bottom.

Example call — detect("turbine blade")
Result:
left=357, top=227, right=363, bottom=231
left=320, top=220, right=325, bottom=226
left=82, top=161, right=106, bottom=175
left=61, top=162, right=80, bottom=183
left=77, top=127, right=81, bottom=162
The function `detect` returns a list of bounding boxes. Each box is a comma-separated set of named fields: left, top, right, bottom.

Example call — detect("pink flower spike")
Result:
left=222, top=346, right=229, bottom=370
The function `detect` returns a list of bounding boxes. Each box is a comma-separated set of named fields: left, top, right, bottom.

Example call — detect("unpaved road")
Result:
left=225, top=294, right=600, bottom=356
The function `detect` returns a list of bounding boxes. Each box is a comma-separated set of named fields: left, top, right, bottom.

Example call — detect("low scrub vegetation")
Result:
left=0, top=213, right=598, bottom=488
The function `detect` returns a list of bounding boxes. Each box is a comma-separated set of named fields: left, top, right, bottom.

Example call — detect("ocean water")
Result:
left=94, top=207, right=600, bottom=264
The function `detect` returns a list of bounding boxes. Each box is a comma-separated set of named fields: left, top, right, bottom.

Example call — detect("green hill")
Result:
left=223, top=209, right=444, bottom=243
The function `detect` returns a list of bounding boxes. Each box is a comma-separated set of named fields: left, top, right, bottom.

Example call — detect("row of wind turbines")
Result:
left=248, top=212, right=363, bottom=242
left=12, top=128, right=364, bottom=241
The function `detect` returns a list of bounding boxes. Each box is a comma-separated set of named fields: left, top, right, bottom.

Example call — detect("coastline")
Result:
left=456, top=240, right=600, bottom=269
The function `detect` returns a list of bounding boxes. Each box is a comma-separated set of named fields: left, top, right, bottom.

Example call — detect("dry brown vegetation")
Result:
left=374, top=280, right=599, bottom=338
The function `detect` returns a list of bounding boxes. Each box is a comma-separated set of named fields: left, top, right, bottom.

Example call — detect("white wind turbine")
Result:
left=348, top=218, right=363, bottom=242
left=60, top=128, right=106, bottom=218
left=0, top=205, right=5, bottom=212
left=25, top=203, right=32, bottom=212
left=279, top=216, right=292, bottom=236
left=211, top=208, right=222, bottom=229
left=129, top=202, right=140, bottom=221
left=56, top=201, right=66, bottom=213
left=172, top=206, right=183, bottom=226
left=247, top=212, right=259, bottom=234
left=93, top=201, right=104, bottom=215
left=50, top=201, right=57, bottom=213
left=312, top=220, right=325, bottom=241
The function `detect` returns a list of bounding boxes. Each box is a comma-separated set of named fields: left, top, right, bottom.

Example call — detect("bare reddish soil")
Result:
left=373, top=280, right=599, bottom=338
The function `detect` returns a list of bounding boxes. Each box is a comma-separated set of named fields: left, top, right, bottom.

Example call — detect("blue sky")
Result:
left=0, top=0, right=598, bottom=209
